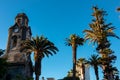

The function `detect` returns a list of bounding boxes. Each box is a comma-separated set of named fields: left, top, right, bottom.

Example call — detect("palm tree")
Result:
left=65, top=34, right=84, bottom=80
left=22, top=35, right=58, bottom=80
left=84, top=7, right=119, bottom=51
left=83, top=6, right=119, bottom=80
left=87, top=54, right=100, bottom=80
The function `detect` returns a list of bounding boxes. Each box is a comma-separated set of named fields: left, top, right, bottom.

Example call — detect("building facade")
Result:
left=47, top=78, right=55, bottom=80
left=67, top=60, right=90, bottom=80
left=3, top=13, right=33, bottom=80
left=76, top=63, right=90, bottom=80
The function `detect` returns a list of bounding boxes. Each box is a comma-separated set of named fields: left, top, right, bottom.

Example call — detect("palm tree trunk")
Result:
left=102, top=64, right=109, bottom=80
left=94, top=66, right=99, bottom=80
left=35, top=58, right=42, bottom=80
left=35, top=75, right=39, bottom=80
left=82, top=63, right=85, bottom=80
left=72, top=45, right=77, bottom=80
left=99, top=48, right=109, bottom=80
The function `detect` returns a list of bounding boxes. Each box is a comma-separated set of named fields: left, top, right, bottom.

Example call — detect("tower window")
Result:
left=16, top=18, right=22, bottom=26
left=18, top=19, right=21, bottom=23
left=22, top=28, right=26, bottom=40
left=11, top=36, right=17, bottom=48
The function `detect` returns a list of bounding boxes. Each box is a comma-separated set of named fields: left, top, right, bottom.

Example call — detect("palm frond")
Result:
left=107, top=32, right=120, bottom=39
left=87, top=54, right=100, bottom=66
left=117, top=7, right=120, bottom=11
left=65, top=38, right=72, bottom=46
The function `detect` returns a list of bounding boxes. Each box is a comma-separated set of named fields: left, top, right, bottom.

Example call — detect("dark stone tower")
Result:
left=4, top=13, right=33, bottom=80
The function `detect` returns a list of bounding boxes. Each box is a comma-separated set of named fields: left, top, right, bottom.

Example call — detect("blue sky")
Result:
left=0, top=0, right=120, bottom=80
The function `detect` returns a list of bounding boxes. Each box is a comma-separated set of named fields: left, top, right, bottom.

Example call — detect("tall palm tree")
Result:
left=22, top=35, right=58, bottom=80
left=83, top=6, right=119, bottom=80
left=65, top=34, right=84, bottom=80
left=87, top=54, right=100, bottom=80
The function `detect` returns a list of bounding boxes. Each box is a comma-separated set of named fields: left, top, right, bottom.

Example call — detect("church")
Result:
left=2, top=13, right=33, bottom=80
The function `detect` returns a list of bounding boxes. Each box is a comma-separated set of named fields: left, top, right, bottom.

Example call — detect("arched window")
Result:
left=11, top=36, right=17, bottom=48
left=16, top=18, right=22, bottom=26
left=22, top=28, right=26, bottom=40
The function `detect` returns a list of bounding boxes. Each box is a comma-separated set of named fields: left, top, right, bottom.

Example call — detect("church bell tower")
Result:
left=4, top=13, right=33, bottom=79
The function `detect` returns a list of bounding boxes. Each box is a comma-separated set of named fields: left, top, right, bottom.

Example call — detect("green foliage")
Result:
left=65, top=34, right=84, bottom=47
left=22, top=35, right=59, bottom=61
left=77, top=58, right=87, bottom=64
left=84, top=6, right=119, bottom=49
left=86, top=54, right=100, bottom=66
left=0, top=58, right=8, bottom=79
